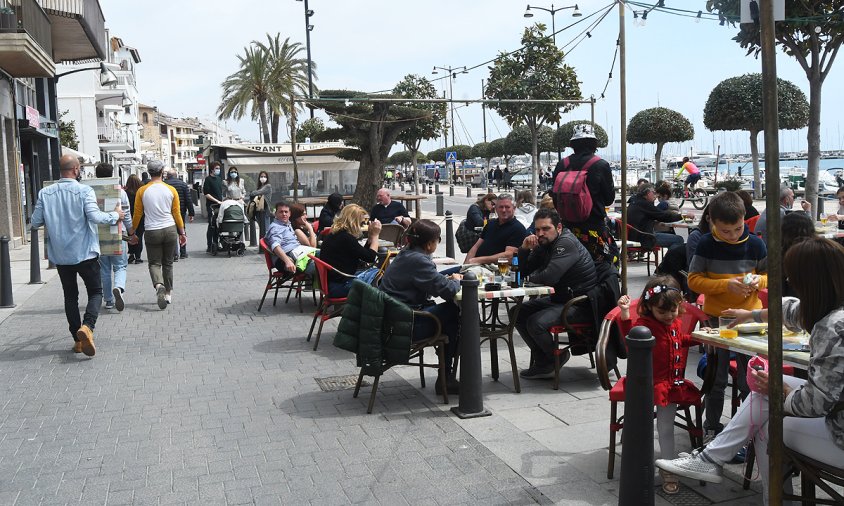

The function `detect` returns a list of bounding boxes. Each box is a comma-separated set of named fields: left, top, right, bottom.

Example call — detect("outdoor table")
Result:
left=815, top=223, right=844, bottom=240
left=298, top=195, right=354, bottom=216
left=665, top=220, right=699, bottom=229
left=691, top=328, right=809, bottom=369
left=456, top=284, right=555, bottom=391
left=432, top=256, right=458, bottom=265
left=393, top=195, right=427, bottom=220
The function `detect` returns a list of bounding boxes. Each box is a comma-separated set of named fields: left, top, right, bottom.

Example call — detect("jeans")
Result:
left=56, top=257, right=102, bottom=339
left=206, top=202, right=216, bottom=249
left=174, top=210, right=188, bottom=257
left=415, top=302, right=459, bottom=372
left=515, top=297, right=591, bottom=367
left=655, top=232, right=685, bottom=249
left=99, top=250, right=128, bottom=302
left=144, top=226, right=178, bottom=291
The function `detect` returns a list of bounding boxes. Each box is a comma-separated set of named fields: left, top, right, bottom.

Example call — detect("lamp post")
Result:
left=432, top=65, right=466, bottom=184
left=524, top=4, right=581, bottom=163
left=296, top=0, right=315, bottom=119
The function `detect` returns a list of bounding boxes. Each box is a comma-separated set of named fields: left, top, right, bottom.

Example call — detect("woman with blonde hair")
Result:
left=319, top=204, right=382, bottom=297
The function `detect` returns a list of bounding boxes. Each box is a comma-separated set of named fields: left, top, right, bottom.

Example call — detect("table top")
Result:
left=665, top=220, right=699, bottom=229
left=455, top=284, right=554, bottom=301
left=816, top=223, right=844, bottom=239
left=394, top=195, right=428, bottom=202
left=691, top=329, right=809, bottom=367
left=297, top=195, right=354, bottom=206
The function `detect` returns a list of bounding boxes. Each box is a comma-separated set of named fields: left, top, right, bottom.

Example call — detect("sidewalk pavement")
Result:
left=0, top=212, right=766, bottom=505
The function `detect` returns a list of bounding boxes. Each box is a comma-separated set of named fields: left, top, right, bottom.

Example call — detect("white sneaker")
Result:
left=655, top=450, right=723, bottom=484
left=113, top=287, right=124, bottom=312
left=156, top=284, right=167, bottom=310
left=165, top=293, right=172, bottom=305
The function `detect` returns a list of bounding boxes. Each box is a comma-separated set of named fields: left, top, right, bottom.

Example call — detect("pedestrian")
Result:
left=203, top=161, right=223, bottom=253
left=164, top=168, right=194, bottom=260
left=124, top=174, right=145, bottom=264
left=30, top=154, right=126, bottom=356
left=494, top=166, right=503, bottom=189
left=131, top=160, right=186, bottom=310
left=95, top=163, right=134, bottom=312
left=249, top=170, right=273, bottom=241
left=224, top=166, right=245, bottom=201
left=434, top=168, right=440, bottom=182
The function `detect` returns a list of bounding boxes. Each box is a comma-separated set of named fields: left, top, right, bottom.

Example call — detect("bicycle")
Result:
left=671, top=178, right=708, bottom=210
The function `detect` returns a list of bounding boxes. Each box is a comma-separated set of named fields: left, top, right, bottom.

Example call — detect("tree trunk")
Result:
left=353, top=151, right=380, bottom=211
left=270, top=111, right=280, bottom=144
left=410, top=146, right=419, bottom=195
left=750, top=130, right=762, bottom=199
left=290, top=96, right=299, bottom=201
left=258, top=101, right=270, bottom=144
left=654, top=142, right=664, bottom=181
left=805, top=73, right=822, bottom=218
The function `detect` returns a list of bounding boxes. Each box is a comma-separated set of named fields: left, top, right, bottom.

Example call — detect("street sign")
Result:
left=446, top=151, right=457, bottom=163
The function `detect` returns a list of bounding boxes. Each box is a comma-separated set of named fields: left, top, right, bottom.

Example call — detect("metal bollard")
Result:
left=248, top=219, right=257, bottom=247
left=428, top=184, right=433, bottom=195
left=619, top=326, right=655, bottom=506
left=29, top=228, right=43, bottom=284
left=435, top=183, right=440, bottom=195
left=449, top=185, right=454, bottom=197
left=451, top=272, right=490, bottom=419
left=0, top=236, right=14, bottom=308
left=436, top=194, right=444, bottom=216
left=466, top=186, right=472, bottom=198
left=445, top=211, right=455, bottom=259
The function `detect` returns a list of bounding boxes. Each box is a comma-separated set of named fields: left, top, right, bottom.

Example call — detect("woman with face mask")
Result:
left=223, top=166, right=246, bottom=202
left=249, top=171, right=273, bottom=241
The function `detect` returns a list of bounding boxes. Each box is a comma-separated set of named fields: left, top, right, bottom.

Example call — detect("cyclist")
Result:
left=675, top=157, right=701, bottom=196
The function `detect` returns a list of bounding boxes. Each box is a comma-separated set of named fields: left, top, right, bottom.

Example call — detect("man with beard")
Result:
left=514, top=208, right=598, bottom=379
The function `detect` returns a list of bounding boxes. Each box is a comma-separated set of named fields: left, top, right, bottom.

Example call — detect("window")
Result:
left=142, top=112, right=148, bottom=124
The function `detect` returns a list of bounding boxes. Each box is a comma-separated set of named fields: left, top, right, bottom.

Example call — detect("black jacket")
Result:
left=627, top=194, right=681, bottom=242
left=165, top=176, right=195, bottom=216
left=518, top=229, right=597, bottom=303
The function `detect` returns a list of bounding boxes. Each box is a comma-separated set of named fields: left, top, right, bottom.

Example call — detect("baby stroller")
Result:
left=211, top=203, right=247, bottom=257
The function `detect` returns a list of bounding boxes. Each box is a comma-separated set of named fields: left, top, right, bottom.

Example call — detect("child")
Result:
left=617, top=276, right=701, bottom=495
left=687, top=191, right=767, bottom=444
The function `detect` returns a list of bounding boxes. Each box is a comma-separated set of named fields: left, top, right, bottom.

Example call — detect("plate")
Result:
left=735, top=322, right=767, bottom=334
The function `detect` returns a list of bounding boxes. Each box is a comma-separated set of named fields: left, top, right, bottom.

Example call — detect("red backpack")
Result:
left=553, top=155, right=601, bottom=224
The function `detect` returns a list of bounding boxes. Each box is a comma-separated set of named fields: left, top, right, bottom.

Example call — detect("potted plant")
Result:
left=0, top=7, right=16, bottom=31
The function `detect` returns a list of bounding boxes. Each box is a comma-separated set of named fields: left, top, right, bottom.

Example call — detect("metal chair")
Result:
left=378, top=223, right=405, bottom=248
left=307, top=254, right=354, bottom=351
left=257, top=238, right=315, bottom=313
left=782, top=446, right=844, bottom=505
left=625, top=224, right=661, bottom=275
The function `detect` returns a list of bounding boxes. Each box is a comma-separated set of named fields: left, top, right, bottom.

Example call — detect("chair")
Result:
left=257, top=238, right=315, bottom=313
left=745, top=215, right=761, bottom=234
left=378, top=223, right=405, bottom=248
left=353, top=309, right=450, bottom=413
left=598, top=300, right=707, bottom=479
left=548, top=295, right=596, bottom=391
left=782, top=446, right=844, bottom=505
left=625, top=224, right=661, bottom=275
left=308, top=254, right=354, bottom=351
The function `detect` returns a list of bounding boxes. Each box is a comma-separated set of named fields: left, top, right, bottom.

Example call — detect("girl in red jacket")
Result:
left=618, top=276, right=702, bottom=495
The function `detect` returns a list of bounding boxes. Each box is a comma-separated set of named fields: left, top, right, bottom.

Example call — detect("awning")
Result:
left=61, top=145, right=97, bottom=165
left=225, top=154, right=358, bottom=172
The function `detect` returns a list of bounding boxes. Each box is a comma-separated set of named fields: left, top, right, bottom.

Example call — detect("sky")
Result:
left=99, top=0, right=844, bottom=161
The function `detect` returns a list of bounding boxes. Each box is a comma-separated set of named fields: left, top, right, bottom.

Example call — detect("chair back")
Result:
left=379, top=223, right=405, bottom=246
left=308, top=254, right=332, bottom=295
left=311, top=219, right=320, bottom=233
left=680, top=301, right=709, bottom=334
left=259, top=238, right=274, bottom=272
left=596, top=303, right=634, bottom=391
left=745, top=215, right=761, bottom=234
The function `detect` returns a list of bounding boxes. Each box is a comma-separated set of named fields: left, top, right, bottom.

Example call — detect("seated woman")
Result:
left=379, top=219, right=462, bottom=395
left=318, top=192, right=344, bottom=231
left=656, top=237, right=844, bottom=504
left=653, top=181, right=680, bottom=234
left=318, top=204, right=382, bottom=298
left=467, top=193, right=496, bottom=230
left=514, top=190, right=537, bottom=228
left=289, top=203, right=317, bottom=248
left=627, top=183, right=684, bottom=250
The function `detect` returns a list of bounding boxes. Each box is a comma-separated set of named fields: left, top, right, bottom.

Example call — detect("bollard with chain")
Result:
left=248, top=219, right=257, bottom=247
left=0, top=236, right=14, bottom=308
left=436, top=194, right=444, bottom=216
left=445, top=211, right=454, bottom=259
left=29, top=228, right=43, bottom=284
left=619, top=325, right=655, bottom=506
left=451, top=271, right=490, bottom=419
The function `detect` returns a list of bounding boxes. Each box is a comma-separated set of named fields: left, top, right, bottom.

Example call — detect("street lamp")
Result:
left=431, top=65, right=467, bottom=148
left=523, top=4, right=581, bottom=45
left=296, top=0, right=316, bottom=119
left=55, top=61, right=119, bottom=86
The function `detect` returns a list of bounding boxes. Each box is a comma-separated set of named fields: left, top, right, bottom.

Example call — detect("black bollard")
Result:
left=248, top=219, right=257, bottom=247
left=0, top=236, right=14, bottom=308
left=435, top=183, right=440, bottom=195
left=436, top=194, right=444, bottom=216
left=428, top=184, right=433, bottom=195
left=618, top=326, right=655, bottom=506
left=466, top=186, right=472, bottom=198
left=445, top=211, right=455, bottom=259
left=451, top=272, right=490, bottom=419
left=29, top=228, right=43, bottom=284
left=449, top=185, right=454, bottom=197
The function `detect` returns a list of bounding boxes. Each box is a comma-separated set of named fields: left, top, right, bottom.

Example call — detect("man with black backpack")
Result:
left=551, top=124, right=617, bottom=265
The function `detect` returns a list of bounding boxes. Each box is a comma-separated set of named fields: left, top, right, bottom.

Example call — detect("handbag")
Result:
left=254, top=194, right=265, bottom=212
left=455, top=220, right=480, bottom=253
left=246, top=200, right=257, bottom=220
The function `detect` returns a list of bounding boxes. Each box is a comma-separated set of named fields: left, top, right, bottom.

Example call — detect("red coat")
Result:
left=619, top=315, right=700, bottom=406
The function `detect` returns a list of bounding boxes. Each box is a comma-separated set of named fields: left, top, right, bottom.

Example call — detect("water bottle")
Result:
left=511, top=256, right=521, bottom=288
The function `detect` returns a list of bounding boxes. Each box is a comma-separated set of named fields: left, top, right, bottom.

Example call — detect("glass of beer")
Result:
left=820, top=213, right=828, bottom=226
left=719, top=316, right=738, bottom=339
left=497, top=257, right=510, bottom=278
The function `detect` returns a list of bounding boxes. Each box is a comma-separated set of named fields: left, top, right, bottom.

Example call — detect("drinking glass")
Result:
left=820, top=213, right=828, bottom=226
left=497, top=257, right=510, bottom=277
left=719, top=316, right=738, bottom=339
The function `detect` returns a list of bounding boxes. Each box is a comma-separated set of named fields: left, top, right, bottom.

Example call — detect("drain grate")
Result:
left=315, top=375, right=367, bottom=392
left=656, top=485, right=712, bottom=505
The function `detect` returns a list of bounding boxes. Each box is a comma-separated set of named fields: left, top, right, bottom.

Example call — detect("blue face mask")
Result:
left=229, top=172, right=237, bottom=179
left=213, top=169, right=220, bottom=176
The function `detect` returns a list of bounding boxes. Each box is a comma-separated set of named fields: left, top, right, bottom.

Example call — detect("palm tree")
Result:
left=217, top=45, right=272, bottom=143
left=254, top=34, right=313, bottom=143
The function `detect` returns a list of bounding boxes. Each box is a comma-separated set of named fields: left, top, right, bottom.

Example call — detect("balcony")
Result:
left=98, top=123, right=131, bottom=151
left=113, top=69, right=135, bottom=88
left=0, top=0, right=54, bottom=77
left=40, top=0, right=106, bottom=62
left=174, top=132, right=198, bottom=140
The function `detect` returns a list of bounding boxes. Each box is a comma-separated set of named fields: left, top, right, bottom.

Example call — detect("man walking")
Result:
left=30, top=155, right=126, bottom=356
left=131, top=160, right=186, bottom=309
left=164, top=168, right=194, bottom=259
left=202, top=161, right=223, bottom=253
left=94, top=163, right=134, bottom=312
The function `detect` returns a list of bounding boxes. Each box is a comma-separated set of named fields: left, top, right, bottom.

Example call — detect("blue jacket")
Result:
left=30, top=178, right=120, bottom=265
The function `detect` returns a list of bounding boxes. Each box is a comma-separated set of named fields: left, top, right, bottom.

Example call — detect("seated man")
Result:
left=465, top=193, right=528, bottom=264
left=627, top=183, right=684, bottom=250
left=755, top=185, right=811, bottom=242
left=264, top=201, right=301, bottom=276
left=515, top=208, right=598, bottom=378
left=370, top=188, right=411, bottom=227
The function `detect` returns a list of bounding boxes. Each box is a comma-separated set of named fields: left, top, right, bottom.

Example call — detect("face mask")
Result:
left=213, top=169, right=220, bottom=176
left=229, top=172, right=237, bottom=179
left=259, top=177, right=267, bottom=183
